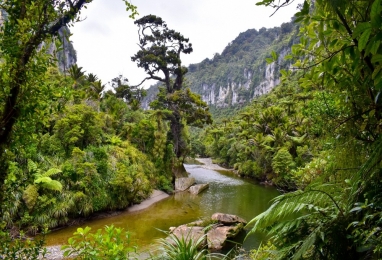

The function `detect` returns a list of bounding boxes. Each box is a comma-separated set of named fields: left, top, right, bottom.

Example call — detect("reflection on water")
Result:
left=46, top=164, right=279, bottom=251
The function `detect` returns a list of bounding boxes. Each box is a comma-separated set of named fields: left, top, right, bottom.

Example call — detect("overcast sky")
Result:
left=70, top=0, right=300, bottom=88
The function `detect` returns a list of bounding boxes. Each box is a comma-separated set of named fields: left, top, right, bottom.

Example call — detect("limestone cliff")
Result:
left=142, top=21, right=298, bottom=111
left=0, top=10, right=76, bottom=71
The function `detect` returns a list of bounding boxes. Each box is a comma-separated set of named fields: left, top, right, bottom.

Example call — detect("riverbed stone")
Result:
left=211, top=213, right=247, bottom=225
left=175, top=177, right=195, bottom=191
left=169, top=225, right=206, bottom=246
left=189, top=183, right=209, bottom=195
left=187, top=220, right=204, bottom=226
left=206, top=224, right=243, bottom=251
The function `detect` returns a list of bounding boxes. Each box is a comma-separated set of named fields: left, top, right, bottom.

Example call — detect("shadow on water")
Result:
left=45, top=163, right=279, bottom=253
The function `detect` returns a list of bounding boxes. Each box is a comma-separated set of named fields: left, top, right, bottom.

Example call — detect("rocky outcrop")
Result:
left=207, top=223, right=244, bottom=251
left=168, top=225, right=206, bottom=246
left=175, top=177, right=195, bottom=191
left=169, top=213, right=246, bottom=251
left=189, top=184, right=209, bottom=195
left=211, top=212, right=247, bottom=225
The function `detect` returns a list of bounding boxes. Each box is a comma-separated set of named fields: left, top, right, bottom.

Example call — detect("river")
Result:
left=45, top=163, right=279, bottom=253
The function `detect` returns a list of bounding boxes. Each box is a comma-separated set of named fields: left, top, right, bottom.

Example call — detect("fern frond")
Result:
left=34, top=176, right=53, bottom=184
left=40, top=180, right=63, bottom=191
left=350, top=136, right=382, bottom=202
left=28, top=160, right=39, bottom=174
left=43, top=168, right=62, bottom=177
left=292, top=227, right=317, bottom=260
left=247, top=183, right=344, bottom=237
left=34, top=177, right=63, bottom=191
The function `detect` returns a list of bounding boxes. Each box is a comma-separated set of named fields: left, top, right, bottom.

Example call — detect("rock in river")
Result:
left=207, top=223, right=244, bottom=251
left=189, top=183, right=209, bottom=195
left=175, top=177, right=195, bottom=191
left=168, top=225, right=206, bottom=246
left=169, top=213, right=246, bottom=252
left=211, top=212, right=247, bottom=225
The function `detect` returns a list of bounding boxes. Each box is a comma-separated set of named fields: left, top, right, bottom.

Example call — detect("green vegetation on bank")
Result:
left=2, top=0, right=382, bottom=259
left=0, top=0, right=208, bottom=244
left=191, top=0, right=382, bottom=259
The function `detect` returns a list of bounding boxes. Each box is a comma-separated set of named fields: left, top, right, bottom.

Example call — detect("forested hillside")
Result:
left=143, top=21, right=298, bottom=116
left=196, top=0, right=382, bottom=259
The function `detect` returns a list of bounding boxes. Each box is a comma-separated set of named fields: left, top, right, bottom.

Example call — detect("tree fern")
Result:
left=31, top=161, right=63, bottom=192
left=247, top=182, right=349, bottom=259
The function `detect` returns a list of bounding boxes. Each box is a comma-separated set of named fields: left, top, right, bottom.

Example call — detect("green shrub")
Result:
left=250, top=241, right=277, bottom=260
left=0, top=225, right=47, bottom=259
left=62, top=225, right=136, bottom=259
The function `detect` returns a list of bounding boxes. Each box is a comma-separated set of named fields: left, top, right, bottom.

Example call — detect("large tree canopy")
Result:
left=132, top=15, right=212, bottom=159
left=132, top=15, right=193, bottom=93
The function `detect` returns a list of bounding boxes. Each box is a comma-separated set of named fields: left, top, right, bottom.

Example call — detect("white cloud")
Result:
left=70, top=0, right=301, bottom=88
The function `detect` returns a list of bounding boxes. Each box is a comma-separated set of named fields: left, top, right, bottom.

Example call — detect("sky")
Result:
left=70, top=0, right=301, bottom=88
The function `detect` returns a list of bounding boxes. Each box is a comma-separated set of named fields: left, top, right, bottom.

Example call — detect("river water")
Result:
left=45, top=163, right=279, bottom=252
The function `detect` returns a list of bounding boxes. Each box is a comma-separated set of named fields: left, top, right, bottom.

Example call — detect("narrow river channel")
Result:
left=45, top=163, right=279, bottom=252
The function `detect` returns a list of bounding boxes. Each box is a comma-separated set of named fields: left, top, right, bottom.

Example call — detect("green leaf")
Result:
left=371, top=54, right=382, bottom=63
left=271, top=50, right=278, bottom=60
left=371, top=0, right=382, bottom=27
left=375, top=78, right=382, bottom=90
left=353, top=22, right=371, bottom=38
left=265, top=58, right=274, bottom=64
left=370, top=40, right=381, bottom=55
left=372, top=65, right=382, bottom=79
left=358, top=28, right=372, bottom=51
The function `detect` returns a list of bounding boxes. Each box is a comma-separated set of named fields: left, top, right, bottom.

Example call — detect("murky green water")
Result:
left=45, top=164, right=279, bottom=251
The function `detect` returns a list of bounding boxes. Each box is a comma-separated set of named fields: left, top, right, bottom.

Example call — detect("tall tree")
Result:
left=131, top=15, right=212, bottom=159
left=112, top=75, right=147, bottom=110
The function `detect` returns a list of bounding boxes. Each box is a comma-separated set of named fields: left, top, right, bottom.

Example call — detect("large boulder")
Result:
left=206, top=223, right=244, bottom=251
left=175, top=177, right=195, bottom=191
left=211, top=213, right=247, bottom=225
left=167, top=213, right=246, bottom=252
left=189, top=183, right=209, bottom=195
left=169, top=225, right=206, bottom=246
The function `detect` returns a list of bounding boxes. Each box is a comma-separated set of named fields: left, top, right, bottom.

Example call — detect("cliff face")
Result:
left=0, top=10, right=76, bottom=71
left=142, top=21, right=297, bottom=110
left=199, top=57, right=284, bottom=108
left=44, top=27, right=77, bottom=72
left=185, top=24, right=296, bottom=109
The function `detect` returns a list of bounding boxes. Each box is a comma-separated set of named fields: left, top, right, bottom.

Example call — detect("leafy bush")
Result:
left=250, top=241, right=277, bottom=260
left=0, top=225, right=47, bottom=259
left=62, top=225, right=137, bottom=259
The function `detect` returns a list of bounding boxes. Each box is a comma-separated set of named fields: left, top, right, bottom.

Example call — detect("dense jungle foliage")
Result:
left=193, top=0, right=382, bottom=259
left=2, top=0, right=382, bottom=259
left=0, top=0, right=194, bottom=242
